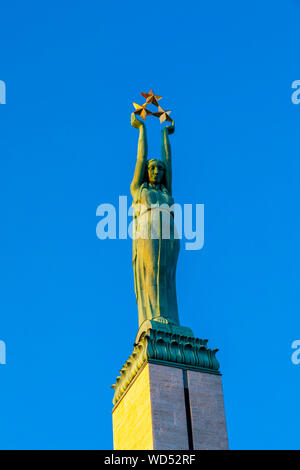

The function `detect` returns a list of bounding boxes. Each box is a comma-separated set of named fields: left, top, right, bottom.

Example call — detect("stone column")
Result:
left=112, top=363, right=190, bottom=450
left=187, top=370, right=228, bottom=449
left=112, top=321, right=229, bottom=450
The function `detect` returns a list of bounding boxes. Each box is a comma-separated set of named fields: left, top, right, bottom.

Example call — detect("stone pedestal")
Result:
left=112, top=321, right=229, bottom=450
left=186, top=369, right=228, bottom=449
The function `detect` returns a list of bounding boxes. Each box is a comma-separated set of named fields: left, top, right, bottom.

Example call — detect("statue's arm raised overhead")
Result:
left=130, top=112, right=148, bottom=199
left=161, top=122, right=175, bottom=195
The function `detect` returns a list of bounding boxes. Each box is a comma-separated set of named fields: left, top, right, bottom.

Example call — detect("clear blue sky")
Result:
left=1, top=0, right=300, bottom=450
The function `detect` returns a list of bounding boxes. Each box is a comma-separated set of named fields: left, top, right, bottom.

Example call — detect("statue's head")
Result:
left=146, top=159, right=166, bottom=185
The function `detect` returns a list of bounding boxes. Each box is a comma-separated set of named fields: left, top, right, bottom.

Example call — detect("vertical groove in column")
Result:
left=182, top=369, right=194, bottom=451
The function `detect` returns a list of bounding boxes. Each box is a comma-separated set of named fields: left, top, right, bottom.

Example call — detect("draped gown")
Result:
left=132, top=181, right=180, bottom=327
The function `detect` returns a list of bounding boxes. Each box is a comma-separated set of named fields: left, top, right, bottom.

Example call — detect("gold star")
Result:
left=132, top=102, right=153, bottom=120
left=153, top=105, right=172, bottom=123
left=140, top=89, right=162, bottom=107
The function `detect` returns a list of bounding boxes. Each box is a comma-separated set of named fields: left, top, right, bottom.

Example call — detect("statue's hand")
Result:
left=131, top=112, right=144, bottom=130
left=164, top=121, right=175, bottom=135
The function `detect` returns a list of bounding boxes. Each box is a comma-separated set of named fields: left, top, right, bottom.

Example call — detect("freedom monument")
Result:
left=111, top=90, right=228, bottom=450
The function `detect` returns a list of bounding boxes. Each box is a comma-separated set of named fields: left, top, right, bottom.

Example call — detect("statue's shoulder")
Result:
left=132, top=182, right=148, bottom=203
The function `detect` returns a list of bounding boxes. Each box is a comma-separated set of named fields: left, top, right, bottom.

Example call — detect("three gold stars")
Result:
left=132, top=89, right=172, bottom=122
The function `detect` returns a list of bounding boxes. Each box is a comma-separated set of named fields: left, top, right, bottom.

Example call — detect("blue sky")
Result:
left=0, top=0, right=300, bottom=450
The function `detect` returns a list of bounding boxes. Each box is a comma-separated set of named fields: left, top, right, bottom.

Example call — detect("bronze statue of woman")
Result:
left=131, top=112, right=180, bottom=328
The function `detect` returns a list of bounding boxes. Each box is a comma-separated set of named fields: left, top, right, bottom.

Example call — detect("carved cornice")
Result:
left=112, top=321, right=220, bottom=406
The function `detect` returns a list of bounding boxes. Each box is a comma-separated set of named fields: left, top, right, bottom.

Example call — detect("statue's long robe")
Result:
left=132, top=182, right=180, bottom=327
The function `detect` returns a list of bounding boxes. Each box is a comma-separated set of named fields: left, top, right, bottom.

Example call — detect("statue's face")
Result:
left=148, top=161, right=164, bottom=184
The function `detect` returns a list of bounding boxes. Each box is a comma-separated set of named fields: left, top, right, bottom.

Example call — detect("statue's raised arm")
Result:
left=161, top=122, right=175, bottom=195
left=130, top=112, right=148, bottom=200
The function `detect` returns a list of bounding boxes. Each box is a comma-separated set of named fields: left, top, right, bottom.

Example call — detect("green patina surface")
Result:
left=111, top=106, right=222, bottom=408
left=131, top=113, right=180, bottom=328
left=112, top=320, right=220, bottom=405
